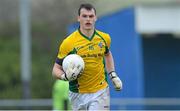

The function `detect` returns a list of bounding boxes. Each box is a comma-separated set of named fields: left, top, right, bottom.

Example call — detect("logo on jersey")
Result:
left=88, top=45, right=94, bottom=50
left=98, top=42, right=104, bottom=48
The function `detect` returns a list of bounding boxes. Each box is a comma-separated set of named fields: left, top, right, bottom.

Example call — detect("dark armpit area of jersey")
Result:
left=105, top=47, right=109, bottom=54
left=55, top=58, right=63, bottom=66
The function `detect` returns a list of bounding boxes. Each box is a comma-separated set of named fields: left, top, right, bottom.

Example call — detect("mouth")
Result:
left=85, top=23, right=92, bottom=26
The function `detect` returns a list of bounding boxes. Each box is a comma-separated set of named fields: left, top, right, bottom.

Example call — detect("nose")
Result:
left=87, top=16, right=90, bottom=20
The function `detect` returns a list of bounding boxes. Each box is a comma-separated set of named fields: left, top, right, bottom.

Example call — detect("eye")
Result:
left=82, top=15, right=87, bottom=18
left=89, top=15, right=94, bottom=18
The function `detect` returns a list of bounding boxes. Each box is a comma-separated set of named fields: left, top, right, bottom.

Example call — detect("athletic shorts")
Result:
left=69, top=87, right=110, bottom=111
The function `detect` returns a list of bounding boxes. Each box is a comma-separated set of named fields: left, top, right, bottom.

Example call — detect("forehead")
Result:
left=80, top=8, right=96, bottom=15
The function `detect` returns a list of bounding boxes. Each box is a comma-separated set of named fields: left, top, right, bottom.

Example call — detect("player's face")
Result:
left=78, top=8, right=97, bottom=31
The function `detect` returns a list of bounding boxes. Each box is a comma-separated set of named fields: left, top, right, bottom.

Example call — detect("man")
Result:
left=52, top=3, right=122, bottom=110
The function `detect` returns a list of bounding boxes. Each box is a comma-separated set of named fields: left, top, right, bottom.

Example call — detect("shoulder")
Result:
left=60, top=30, right=79, bottom=47
left=59, top=30, right=78, bottom=52
left=96, top=30, right=110, bottom=38
left=63, top=30, right=78, bottom=43
left=95, top=29, right=111, bottom=48
left=57, top=30, right=78, bottom=58
left=95, top=29, right=111, bottom=42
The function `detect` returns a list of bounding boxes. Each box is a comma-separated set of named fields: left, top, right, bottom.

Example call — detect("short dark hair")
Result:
left=78, top=3, right=96, bottom=16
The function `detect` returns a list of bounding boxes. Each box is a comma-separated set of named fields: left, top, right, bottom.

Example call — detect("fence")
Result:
left=0, top=98, right=180, bottom=110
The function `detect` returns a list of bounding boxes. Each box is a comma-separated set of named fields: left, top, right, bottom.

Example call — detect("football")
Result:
left=62, top=54, right=85, bottom=81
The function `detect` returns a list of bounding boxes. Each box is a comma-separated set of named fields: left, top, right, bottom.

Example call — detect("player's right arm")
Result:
left=52, top=37, right=70, bottom=80
left=52, top=63, right=66, bottom=80
left=52, top=36, right=75, bottom=81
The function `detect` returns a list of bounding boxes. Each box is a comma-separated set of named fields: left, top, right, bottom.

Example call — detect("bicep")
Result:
left=105, top=51, right=113, bottom=64
left=104, top=51, right=115, bottom=72
left=53, top=63, right=63, bottom=71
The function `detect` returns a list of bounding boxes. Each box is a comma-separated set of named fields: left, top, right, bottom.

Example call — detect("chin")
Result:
left=85, top=27, right=93, bottom=30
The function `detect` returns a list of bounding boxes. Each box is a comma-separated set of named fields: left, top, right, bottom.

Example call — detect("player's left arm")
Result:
left=102, top=33, right=122, bottom=90
left=105, top=51, right=123, bottom=91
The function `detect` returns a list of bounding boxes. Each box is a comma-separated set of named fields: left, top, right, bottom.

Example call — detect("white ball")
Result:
left=62, top=54, right=85, bottom=80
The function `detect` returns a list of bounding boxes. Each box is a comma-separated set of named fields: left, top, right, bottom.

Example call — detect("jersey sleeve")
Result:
left=56, top=38, right=73, bottom=65
left=103, top=34, right=111, bottom=54
left=104, top=34, right=111, bottom=49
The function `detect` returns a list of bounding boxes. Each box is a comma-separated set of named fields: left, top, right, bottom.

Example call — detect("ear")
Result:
left=77, top=16, right=80, bottom=22
left=95, top=16, right=97, bottom=22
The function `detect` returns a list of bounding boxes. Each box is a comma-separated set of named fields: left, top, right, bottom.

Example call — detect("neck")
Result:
left=80, top=27, right=94, bottom=38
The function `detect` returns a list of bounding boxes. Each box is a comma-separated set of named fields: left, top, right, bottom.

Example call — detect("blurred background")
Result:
left=0, top=0, right=180, bottom=110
